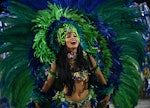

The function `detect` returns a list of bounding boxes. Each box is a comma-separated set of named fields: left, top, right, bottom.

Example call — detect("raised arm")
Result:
left=41, top=62, right=56, bottom=93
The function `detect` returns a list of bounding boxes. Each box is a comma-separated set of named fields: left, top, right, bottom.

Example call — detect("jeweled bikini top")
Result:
left=72, top=70, right=89, bottom=81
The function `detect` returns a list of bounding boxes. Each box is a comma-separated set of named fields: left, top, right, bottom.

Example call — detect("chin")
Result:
left=71, top=47, right=78, bottom=49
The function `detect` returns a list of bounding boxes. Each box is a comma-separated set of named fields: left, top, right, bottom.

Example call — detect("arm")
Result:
left=41, top=62, right=56, bottom=93
left=89, top=55, right=107, bottom=85
left=89, top=55, right=113, bottom=105
left=34, top=62, right=56, bottom=108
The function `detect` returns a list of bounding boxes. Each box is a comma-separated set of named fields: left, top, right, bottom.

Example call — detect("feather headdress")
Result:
left=0, top=0, right=146, bottom=108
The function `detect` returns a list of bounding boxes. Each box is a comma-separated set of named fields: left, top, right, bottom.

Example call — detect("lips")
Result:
left=71, top=40, right=77, bottom=45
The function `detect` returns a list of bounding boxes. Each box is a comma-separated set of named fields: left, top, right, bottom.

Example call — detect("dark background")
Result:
left=1, top=0, right=150, bottom=12
left=134, top=0, right=150, bottom=8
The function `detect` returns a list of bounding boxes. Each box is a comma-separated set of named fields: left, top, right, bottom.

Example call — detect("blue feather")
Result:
left=18, top=0, right=106, bottom=13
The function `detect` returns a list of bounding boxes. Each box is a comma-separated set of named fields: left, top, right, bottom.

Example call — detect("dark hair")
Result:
left=56, top=44, right=91, bottom=96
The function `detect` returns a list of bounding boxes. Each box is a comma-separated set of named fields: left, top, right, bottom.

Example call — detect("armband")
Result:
left=93, top=66, right=100, bottom=73
left=105, top=84, right=114, bottom=95
left=48, top=71, right=56, bottom=78
left=101, top=84, right=114, bottom=95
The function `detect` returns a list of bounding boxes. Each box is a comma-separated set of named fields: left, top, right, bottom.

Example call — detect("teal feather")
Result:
left=11, top=71, right=34, bottom=108
left=95, top=0, right=145, bottom=107
left=0, top=1, right=36, bottom=107
left=111, top=55, right=142, bottom=107
left=0, top=0, right=146, bottom=108
left=116, top=32, right=145, bottom=59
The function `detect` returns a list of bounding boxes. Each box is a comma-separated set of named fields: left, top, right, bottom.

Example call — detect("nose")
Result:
left=71, top=36, right=76, bottom=41
left=70, top=33, right=75, bottom=38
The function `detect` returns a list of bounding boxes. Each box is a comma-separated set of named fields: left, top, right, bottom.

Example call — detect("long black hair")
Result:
left=56, top=44, right=91, bottom=96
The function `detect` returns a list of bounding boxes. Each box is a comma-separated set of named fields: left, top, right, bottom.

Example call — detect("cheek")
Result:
left=65, top=40, right=70, bottom=47
left=76, top=41, right=79, bottom=46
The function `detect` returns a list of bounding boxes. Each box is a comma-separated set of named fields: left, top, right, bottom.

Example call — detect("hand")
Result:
left=27, top=99, right=41, bottom=108
left=100, top=94, right=111, bottom=106
left=40, top=87, right=45, bottom=93
left=35, top=103, right=41, bottom=108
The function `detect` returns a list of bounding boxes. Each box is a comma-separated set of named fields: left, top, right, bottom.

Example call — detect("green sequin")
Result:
left=57, top=23, right=80, bottom=45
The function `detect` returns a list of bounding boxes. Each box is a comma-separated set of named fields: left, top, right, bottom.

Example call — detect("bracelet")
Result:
left=48, top=71, right=56, bottom=78
left=100, top=84, right=114, bottom=95
left=93, top=66, right=100, bottom=73
left=105, top=84, right=114, bottom=95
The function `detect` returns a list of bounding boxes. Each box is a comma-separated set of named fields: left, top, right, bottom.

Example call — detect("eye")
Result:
left=73, top=33, right=77, bottom=37
left=66, top=34, right=71, bottom=38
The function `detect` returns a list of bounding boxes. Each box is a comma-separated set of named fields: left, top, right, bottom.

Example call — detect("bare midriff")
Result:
left=63, top=80, right=89, bottom=102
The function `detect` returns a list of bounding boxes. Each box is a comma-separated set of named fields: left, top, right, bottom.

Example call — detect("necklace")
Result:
left=67, top=52, right=77, bottom=59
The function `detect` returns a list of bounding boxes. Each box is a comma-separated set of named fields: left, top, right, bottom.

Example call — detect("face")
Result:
left=65, top=32, right=79, bottom=51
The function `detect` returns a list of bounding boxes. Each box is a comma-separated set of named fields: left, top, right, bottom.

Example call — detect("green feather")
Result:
left=0, top=1, right=36, bottom=107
